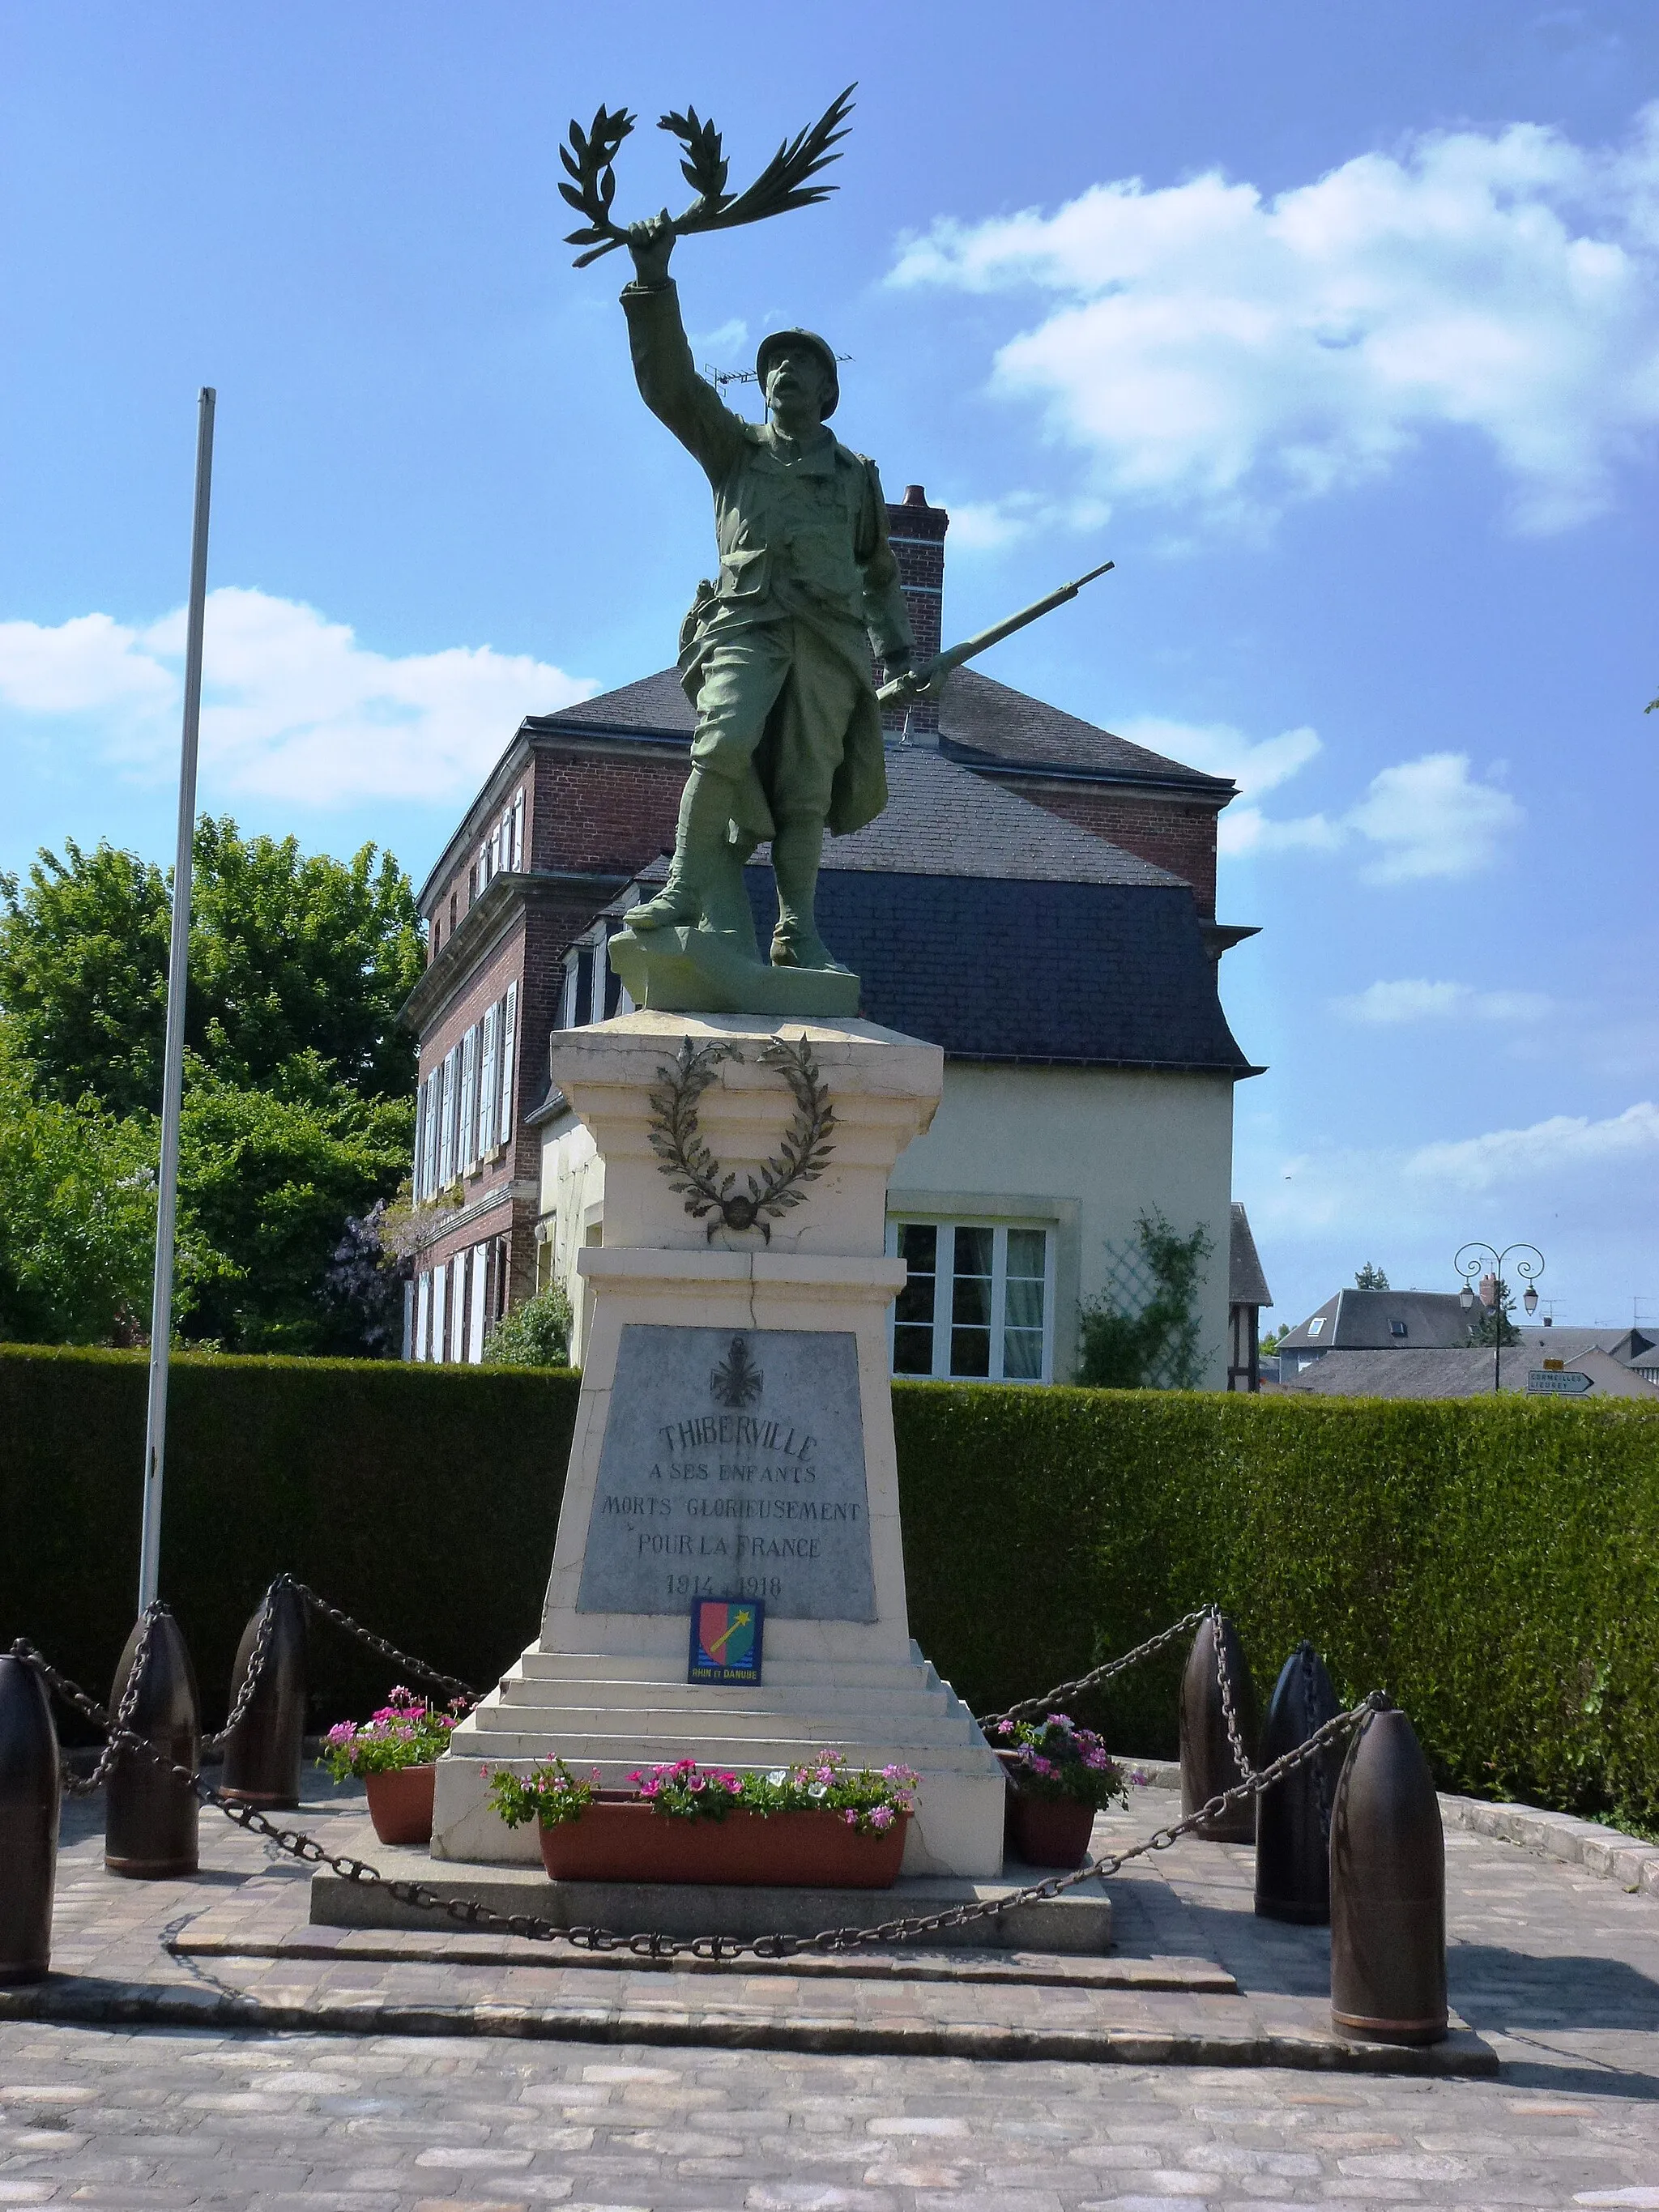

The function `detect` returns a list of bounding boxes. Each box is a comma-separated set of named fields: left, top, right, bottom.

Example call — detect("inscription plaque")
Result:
left=577, top=1325, right=875, bottom=1621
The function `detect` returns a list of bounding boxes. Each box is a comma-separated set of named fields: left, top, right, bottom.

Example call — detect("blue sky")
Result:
left=2, top=2, right=1656, bottom=1332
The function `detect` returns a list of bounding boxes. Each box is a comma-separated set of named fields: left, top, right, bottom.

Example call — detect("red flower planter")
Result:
left=364, top=1764, right=437, bottom=1846
left=1008, top=1792, right=1097, bottom=1869
left=537, top=1795, right=909, bottom=1887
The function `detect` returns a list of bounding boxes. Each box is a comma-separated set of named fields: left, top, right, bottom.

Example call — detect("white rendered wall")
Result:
left=887, top=1064, right=1237, bottom=1388
left=544, top=1064, right=1238, bottom=1389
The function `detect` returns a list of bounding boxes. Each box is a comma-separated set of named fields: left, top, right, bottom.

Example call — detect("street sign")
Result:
left=1527, top=1368, right=1593, bottom=1396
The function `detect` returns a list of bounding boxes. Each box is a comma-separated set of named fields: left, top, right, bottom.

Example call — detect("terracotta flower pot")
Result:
left=1008, top=1791, right=1098, bottom=1869
left=364, top=1763, right=437, bottom=1846
left=537, top=1795, right=909, bottom=1887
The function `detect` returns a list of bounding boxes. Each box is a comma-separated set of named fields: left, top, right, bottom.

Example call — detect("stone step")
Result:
left=488, top=1692, right=963, bottom=1735
left=497, top=1676, right=957, bottom=1718
left=515, top=1651, right=947, bottom=1692
left=465, top=1731, right=1000, bottom=1776
left=470, top=1708, right=977, bottom=1752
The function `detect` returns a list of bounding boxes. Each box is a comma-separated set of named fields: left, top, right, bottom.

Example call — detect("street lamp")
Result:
left=1455, top=1242, right=1544, bottom=1396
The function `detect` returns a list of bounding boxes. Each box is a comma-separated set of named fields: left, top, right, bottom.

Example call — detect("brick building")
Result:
left=399, top=485, right=1252, bottom=1367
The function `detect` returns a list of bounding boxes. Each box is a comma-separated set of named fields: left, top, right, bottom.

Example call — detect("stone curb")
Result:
left=1439, top=1792, right=1659, bottom=1895
left=0, top=1979, right=1496, bottom=2076
left=1126, top=1758, right=1659, bottom=1901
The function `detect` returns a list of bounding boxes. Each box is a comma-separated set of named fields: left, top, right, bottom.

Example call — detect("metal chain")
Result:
left=56, top=1607, right=159, bottom=1796
left=286, top=1580, right=478, bottom=1703
left=1212, top=1605, right=1258, bottom=1782
left=14, top=1633, right=1380, bottom=1963
left=977, top=1606, right=1213, bottom=1730
left=202, top=1579, right=282, bottom=1754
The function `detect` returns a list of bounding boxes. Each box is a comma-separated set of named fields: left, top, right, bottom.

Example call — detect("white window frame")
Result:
left=510, top=787, right=524, bottom=871
left=498, top=982, right=517, bottom=1144
left=459, top=1024, right=480, bottom=1175
left=413, top=1271, right=431, bottom=1362
left=589, top=936, right=608, bottom=1025
left=885, top=1217, right=1057, bottom=1384
left=479, top=1003, right=499, bottom=1154
left=557, top=951, right=579, bottom=1031
left=438, top=1048, right=458, bottom=1187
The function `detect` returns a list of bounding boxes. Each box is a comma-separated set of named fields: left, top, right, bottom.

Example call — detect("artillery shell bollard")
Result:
left=0, top=1650, right=61, bottom=1984
left=1254, top=1641, right=1341, bottom=1923
left=220, top=1579, right=308, bottom=1809
left=106, top=1607, right=201, bottom=1878
left=1179, top=1612, right=1260, bottom=1842
left=1330, top=1698, right=1448, bottom=2045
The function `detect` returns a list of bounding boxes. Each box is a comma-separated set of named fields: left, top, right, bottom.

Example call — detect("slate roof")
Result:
left=1277, top=1288, right=1474, bottom=1353
left=821, top=746, right=1184, bottom=886
left=541, top=663, right=1233, bottom=795
left=1275, top=1345, right=1659, bottom=1400
left=936, top=670, right=1234, bottom=795
left=1228, top=1204, right=1272, bottom=1308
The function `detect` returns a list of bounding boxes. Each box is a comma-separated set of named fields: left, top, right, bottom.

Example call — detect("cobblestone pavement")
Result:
left=2, top=1781, right=1656, bottom=2204
left=4, top=2023, right=1659, bottom=2209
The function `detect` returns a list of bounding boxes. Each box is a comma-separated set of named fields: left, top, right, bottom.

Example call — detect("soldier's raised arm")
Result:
left=619, top=219, right=746, bottom=485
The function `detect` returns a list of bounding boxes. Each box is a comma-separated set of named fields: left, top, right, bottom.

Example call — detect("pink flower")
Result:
left=869, top=1804, right=894, bottom=1831
left=842, top=1809, right=859, bottom=1827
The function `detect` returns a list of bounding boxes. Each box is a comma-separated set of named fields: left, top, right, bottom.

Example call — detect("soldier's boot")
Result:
left=770, top=815, right=851, bottom=974
left=698, top=833, right=763, bottom=963
left=628, top=769, right=739, bottom=931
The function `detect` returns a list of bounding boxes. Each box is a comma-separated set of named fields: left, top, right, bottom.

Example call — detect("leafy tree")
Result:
left=176, top=1053, right=414, bottom=1355
left=1468, top=1275, right=1521, bottom=1347
left=0, top=1021, right=190, bottom=1345
left=483, top=1282, right=574, bottom=1367
left=1077, top=1210, right=1214, bottom=1389
left=1354, top=1261, right=1390, bottom=1289
left=0, top=819, right=424, bottom=1118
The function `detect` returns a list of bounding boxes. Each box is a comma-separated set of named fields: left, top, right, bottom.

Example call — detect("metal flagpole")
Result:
left=138, top=387, right=215, bottom=1614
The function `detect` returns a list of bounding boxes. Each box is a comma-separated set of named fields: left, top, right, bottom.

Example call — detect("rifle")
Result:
left=876, top=560, right=1115, bottom=706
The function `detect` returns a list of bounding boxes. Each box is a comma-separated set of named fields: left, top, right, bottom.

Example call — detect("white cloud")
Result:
left=1221, top=748, right=1520, bottom=880
left=1337, top=978, right=1553, bottom=1025
left=1256, top=1100, right=1659, bottom=1242
left=942, top=491, right=1111, bottom=551
left=1403, top=1101, right=1659, bottom=1193
left=0, top=588, right=595, bottom=806
left=690, top=317, right=751, bottom=360
left=1118, top=715, right=1321, bottom=797
left=890, top=104, right=1659, bottom=529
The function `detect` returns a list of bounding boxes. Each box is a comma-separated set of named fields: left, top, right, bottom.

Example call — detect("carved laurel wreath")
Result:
left=648, top=1037, right=835, bottom=1241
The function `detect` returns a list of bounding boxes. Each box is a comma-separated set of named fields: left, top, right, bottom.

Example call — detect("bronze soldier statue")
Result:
left=618, top=215, right=916, bottom=974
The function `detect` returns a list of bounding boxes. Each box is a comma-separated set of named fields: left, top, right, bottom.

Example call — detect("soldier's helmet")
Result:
left=755, top=329, right=839, bottom=420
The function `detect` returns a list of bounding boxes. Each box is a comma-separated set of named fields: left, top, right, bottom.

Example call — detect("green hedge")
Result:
left=0, top=1345, right=578, bottom=1733
left=895, top=1384, right=1659, bottom=1829
left=4, top=1348, right=1657, bottom=1826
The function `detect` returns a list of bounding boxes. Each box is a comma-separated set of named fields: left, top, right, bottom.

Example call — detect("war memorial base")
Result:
left=430, top=1008, right=1009, bottom=1881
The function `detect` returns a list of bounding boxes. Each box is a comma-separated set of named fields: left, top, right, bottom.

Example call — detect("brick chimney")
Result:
left=880, top=484, right=949, bottom=734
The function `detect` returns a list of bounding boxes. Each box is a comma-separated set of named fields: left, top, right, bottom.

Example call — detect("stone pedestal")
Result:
left=433, top=1011, right=1008, bottom=1877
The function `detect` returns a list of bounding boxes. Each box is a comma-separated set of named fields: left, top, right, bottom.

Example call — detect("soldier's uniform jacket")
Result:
left=621, top=278, right=915, bottom=837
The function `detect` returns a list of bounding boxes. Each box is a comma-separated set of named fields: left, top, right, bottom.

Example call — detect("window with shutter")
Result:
left=423, top=1069, right=440, bottom=1198
left=460, top=1025, right=480, bottom=1174
left=499, top=981, right=518, bottom=1144
left=511, top=788, right=525, bottom=871
left=479, top=1004, right=499, bottom=1153
left=467, top=1244, right=488, bottom=1362
left=413, top=1272, right=431, bottom=1362
left=590, top=936, right=608, bottom=1024
left=557, top=953, right=578, bottom=1031
left=438, top=1048, right=458, bottom=1186
left=412, top=1083, right=427, bottom=1204
left=431, top=1262, right=448, bottom=1364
